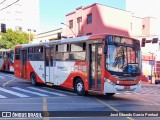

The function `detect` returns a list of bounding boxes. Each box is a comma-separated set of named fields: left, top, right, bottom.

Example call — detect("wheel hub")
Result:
left=77, top=83, right=83, bottom=92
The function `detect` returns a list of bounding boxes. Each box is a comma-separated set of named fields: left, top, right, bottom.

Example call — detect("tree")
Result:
left=0, top=29, right=35, bottom=49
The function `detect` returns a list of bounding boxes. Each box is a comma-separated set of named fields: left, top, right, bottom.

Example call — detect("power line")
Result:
left=0, top=0, right=20, bottom=12
left=0, top=0, right=7, bottom=4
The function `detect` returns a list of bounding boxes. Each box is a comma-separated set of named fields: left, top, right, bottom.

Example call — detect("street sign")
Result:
left=149, top=61, right=155, bottom=65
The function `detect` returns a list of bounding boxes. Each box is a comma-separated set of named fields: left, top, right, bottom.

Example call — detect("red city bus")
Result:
left=0, top=49, right=14, bottom=72
left=14, top=34, right=142, bottom=96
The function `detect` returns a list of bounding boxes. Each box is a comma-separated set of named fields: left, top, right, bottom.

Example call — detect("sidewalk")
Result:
left=142, top=82, right=160, bottom=87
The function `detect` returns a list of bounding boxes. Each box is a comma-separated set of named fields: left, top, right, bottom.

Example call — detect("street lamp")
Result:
left=61, top=22, right=76, bottom=37
left=148, top=52, right=155, bottom=84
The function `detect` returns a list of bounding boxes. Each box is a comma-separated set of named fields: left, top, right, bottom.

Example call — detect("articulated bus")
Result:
left=0, top=49, right=14, bottom=72
left=14, top=34, right=142, bottom=96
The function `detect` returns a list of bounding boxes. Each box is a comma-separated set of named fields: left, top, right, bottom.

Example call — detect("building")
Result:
left=32, top=28, right=65, bottom=43
left=0, top=0, right=39, bottom=34
left=65, top=3, right=131, bottom=38
left=65, top=3, right=160, bottom=82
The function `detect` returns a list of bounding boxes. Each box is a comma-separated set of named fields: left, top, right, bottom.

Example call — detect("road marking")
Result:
left=0, top=95, right=7, bottom=98
left=0, top=74, right=15, bottom=78
left=43, top=87, right=76, bottom=95
left=94, top=97, right=134, bottom=120
left=134, top=97, right=160, bottom=106
left=0, top=76, right=5, bottom=79
left=2, top=78, right=15, bottom=87
left=12, top=87, right=48, bottom=97
left=43, top=97, right=49, bottom=120
left=0, top=87, right=29, bottom=98
left=28, top=87, right=67, bottom=96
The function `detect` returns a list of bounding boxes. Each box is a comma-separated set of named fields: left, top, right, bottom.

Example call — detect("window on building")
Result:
left=77, top=17, right=82, bottom=23
left=15, top=26, right=22, bottom=31
left=142, top=25, right=145, bottom=30
left=87, top=13, right=92, bottom=24
left=69, top=20, right=73, bottom=29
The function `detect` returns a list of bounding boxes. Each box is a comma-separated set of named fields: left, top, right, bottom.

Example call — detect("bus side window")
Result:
left=55, top=44, right=69, bottom=61
left=70, top=42, right=86, bottom=61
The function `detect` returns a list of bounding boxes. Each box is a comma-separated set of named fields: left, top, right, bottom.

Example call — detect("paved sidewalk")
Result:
left=142, top=82, right=160, bottom=87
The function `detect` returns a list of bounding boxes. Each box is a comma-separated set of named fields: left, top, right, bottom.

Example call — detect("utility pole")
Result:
left=149, top=52, right=155, bottom=84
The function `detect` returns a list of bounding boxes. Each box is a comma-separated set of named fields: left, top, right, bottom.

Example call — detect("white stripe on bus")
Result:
left=12, top=87, right=48, bottom=97
left=0, top=87, right=29, bottom=98
left=28, top=87, right=67, bottom=96
left=0, top=95, right=7, bottom=98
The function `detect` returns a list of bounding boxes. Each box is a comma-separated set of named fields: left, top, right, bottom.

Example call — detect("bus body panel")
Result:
left=28, top=60, right=88, bottom=89
left=56, top=61, right=88, bottom=90
left=28, top=61, right=45, bottom=83
left=14, top=60, right=22, bottom=78
left=9, top=63, right=14, bottom=72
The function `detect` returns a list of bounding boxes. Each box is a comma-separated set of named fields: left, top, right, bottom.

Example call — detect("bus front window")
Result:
left=106, top=44, right=141, bottom=73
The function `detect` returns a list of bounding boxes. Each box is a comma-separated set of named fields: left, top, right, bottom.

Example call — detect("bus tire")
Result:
left=105, top=93, right=115, bottom=97
left=31, top=73, right=37, bottom=86
left=74, top=78, right=86, bottom=96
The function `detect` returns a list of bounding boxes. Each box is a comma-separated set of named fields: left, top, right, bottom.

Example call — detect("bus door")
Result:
left=21, top=50, right=27, bottom=79
left=45, top=47, right=54, bottom=83
left=88, top=43, right=102, bottom=91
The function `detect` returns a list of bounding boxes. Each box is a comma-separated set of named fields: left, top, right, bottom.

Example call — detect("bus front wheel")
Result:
left=30, top=73, right=37, bottom=86
left=74, top=78, right=86, bottom=96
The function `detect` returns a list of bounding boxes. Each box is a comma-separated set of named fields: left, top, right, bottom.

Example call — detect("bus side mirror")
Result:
left=104, top=46, right=107, bottom=54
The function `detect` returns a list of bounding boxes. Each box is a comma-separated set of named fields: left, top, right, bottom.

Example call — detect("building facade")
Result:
left=32, top=28, right=66, bottom=43
left=0, top=0, right=39, bottom=34
left=65, top=3, right=160, bottom=81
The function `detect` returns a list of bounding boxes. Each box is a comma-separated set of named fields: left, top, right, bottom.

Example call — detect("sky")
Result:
left=126, top=0, right=160, bottom=18
left=39, top=0, right=125, bottom=33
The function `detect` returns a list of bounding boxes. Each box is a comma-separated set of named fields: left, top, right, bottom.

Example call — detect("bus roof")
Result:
left=15, top=33, right=138, bottom=49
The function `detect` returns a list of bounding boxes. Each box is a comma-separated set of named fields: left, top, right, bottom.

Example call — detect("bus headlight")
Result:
left=138, top=80, right=141, bottom=85
left=104, top=78, right=116, bottom=86
left=104, top=78, right=110, bottom=83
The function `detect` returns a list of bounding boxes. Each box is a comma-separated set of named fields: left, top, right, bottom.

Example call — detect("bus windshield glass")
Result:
left=105, top=36, right=141, bottom=73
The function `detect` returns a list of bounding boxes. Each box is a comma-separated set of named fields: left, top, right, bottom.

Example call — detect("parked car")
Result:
left=155, top=79, right=160, bottom=84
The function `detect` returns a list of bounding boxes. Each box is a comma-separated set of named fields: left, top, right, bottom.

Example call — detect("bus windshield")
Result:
left=106, top=36, right=141, bottom=73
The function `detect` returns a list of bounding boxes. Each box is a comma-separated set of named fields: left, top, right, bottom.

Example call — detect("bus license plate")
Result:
left=124, top=86, right=130, bottom=90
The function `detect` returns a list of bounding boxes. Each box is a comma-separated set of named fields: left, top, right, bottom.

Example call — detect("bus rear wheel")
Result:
left=74, top=78, right=86, bottom=96
left=30, top=73, right=37, bottom=86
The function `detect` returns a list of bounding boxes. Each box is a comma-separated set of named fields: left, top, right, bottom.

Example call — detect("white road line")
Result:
left=0, top=95, right=7, bottom=98
left=0, top=87, right=29, bottom=98
left=12, top=87, right=48, bottom=97
left=0, top=76, right=5, bottom=79
left=43, top=87, right=76, bottom=95
left=0, top=74, right=15, bottom=78
left=28, top=87, right=67, bottom=96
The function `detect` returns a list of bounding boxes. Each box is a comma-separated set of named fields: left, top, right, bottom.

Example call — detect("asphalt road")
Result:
left=0, top=72, right=160, bottom=120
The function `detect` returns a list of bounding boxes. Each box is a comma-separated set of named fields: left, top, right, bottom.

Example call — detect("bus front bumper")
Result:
left=104, top=81, right=141, bottom=94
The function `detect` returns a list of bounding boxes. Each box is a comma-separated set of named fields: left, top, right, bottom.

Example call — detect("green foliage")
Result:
left=0, top=29, right=34, bottom=49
